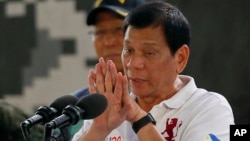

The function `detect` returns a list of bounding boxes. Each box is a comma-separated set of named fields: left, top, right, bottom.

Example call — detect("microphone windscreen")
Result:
left=49, top=95, right=78, bottom=113
left=76, top=93, right=107, bottom=119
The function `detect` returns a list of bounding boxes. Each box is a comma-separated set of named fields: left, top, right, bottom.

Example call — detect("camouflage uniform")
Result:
left=0, top=99, right=44, bottom=141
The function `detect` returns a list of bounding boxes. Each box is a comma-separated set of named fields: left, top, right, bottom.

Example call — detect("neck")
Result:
left=136, top=93, right=174, bottom=112
left=136, top=77, right=186, bottom=112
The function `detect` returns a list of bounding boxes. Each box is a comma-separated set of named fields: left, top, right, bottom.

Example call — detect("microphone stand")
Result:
left=20, top=121, right=32, bottom=141
left=59, top=127, right=71, bottom=141
left=44, top=123, right=53, bottom=141
left=44, top=123, right=71, bottom=141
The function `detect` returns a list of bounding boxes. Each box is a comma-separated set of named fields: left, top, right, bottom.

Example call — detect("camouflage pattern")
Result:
left=0, top=99, right=44, bottom=141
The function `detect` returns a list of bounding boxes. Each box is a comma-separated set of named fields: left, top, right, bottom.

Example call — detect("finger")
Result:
left=105, top=60, right=113, bottom=93
left=122, top=75, right=130, bottom=100
left=95, top=63, right=105, bottom=93
left=110, top=60, right=118, bottom=86
left=114, top=72, right=123, bottom=101
left=99, top=57, right=107, bottom=76
left=88, top=69, right=97, bottom=94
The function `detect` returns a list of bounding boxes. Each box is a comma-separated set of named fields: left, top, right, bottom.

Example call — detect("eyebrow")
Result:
left=124, top=39, right=158, bottom=48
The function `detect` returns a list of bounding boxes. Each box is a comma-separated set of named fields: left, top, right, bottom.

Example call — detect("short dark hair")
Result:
left=123, top=1, right=191, bottom=55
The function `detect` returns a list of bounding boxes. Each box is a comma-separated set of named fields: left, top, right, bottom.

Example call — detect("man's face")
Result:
left=93, top=11, right=124, bottom=72
left=122, top=25, right=183, bottom=98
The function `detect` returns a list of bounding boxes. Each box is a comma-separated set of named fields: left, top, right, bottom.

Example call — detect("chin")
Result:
left=131, top=89, right=145, bottom=96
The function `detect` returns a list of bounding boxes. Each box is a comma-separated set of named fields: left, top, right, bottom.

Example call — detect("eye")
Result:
left=123, top=48, right=133, bottom=55
left=95, top=30, right=106, bottom=36
left=145, top=51, right=155, bottom=56
left=89, top=30, right=107, bottom=40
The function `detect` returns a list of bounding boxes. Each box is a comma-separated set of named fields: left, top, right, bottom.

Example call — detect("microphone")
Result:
left=20, top=95, right=78, bottom=128
left=45, top=93, right=107, bottom=129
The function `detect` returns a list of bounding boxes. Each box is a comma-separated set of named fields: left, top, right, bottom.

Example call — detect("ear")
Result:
left=175, top=44, right=190, bottom=73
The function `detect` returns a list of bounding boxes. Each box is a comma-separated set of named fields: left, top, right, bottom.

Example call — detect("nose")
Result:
left=127, top=55, right=144, bottom=70
left=103, top=33, right=117, bottom=46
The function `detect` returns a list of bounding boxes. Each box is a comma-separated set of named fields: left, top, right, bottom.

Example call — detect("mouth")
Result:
left=128, top=77, right=146, bottom=86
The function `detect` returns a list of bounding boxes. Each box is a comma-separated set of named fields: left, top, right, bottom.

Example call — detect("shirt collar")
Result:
left=130, top=75, right=198, bottom=109
left=163, top=75, right=197, bottom=108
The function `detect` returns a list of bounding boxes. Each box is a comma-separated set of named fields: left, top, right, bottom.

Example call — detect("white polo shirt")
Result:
left=72, top=75, right=234, bottom=141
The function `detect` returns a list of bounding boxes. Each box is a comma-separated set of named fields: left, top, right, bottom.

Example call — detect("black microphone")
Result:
left=20, top=95, right=78, bottom=128
left=45, top=93, right=107, bottom=129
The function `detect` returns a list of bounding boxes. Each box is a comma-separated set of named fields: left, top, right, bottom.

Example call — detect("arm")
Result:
left=120, top=74, right=165, bottom=141
left=129, top=111, right=165, bottom=141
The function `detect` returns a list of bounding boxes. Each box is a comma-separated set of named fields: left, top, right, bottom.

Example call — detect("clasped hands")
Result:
left=88, top=57, right=147, bottom=135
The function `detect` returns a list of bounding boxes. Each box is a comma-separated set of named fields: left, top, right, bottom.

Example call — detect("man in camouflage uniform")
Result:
left=0, top=99, right=43, bottom=141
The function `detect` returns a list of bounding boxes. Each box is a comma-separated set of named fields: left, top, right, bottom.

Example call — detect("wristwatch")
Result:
left=132, top=113, right=156, bottom=133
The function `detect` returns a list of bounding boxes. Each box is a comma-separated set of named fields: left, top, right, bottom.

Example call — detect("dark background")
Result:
left=168, top=0, right=250, bottom=124
left=0, top=0, right=249, bottom=124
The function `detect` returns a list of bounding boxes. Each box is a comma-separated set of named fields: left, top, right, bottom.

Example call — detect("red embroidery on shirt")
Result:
left=161, top=118, right=182, bottom=141
left=111, top=136, right=121, bottom=141
left=105, top=136, right=121, bottom=141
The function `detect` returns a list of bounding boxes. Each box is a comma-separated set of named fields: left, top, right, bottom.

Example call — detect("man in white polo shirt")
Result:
left=73, top=1, right=234, bottom=141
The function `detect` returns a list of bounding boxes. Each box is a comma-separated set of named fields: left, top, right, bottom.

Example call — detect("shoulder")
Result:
left=71, top=87, right=89, bottom=99
left=194, top=89, right=231, bottom=106
left=190, top=89, right=234, bottom=121
left=182, top=90, right=234, bottom=140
